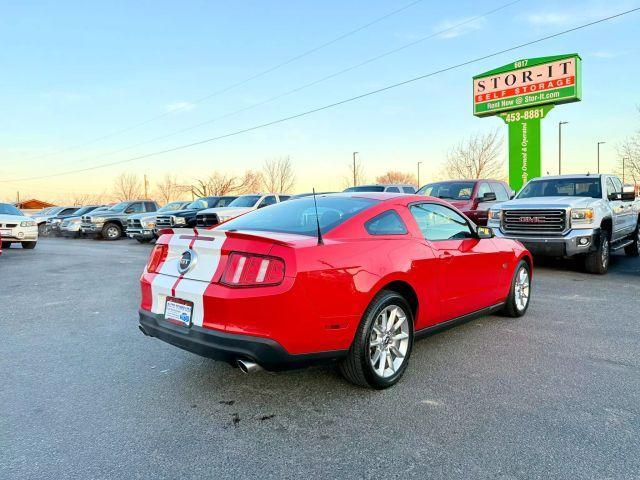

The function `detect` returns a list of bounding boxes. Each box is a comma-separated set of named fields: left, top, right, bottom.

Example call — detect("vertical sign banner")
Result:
left=473, top=54, right=582, bottom=190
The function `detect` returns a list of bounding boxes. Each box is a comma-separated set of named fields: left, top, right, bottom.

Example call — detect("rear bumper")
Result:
left=493, top=227, right=600, bottom=256
left=138, top=309, right=347, bottom=371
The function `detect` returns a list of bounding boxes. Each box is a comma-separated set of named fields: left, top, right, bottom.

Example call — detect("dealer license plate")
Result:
left=164, top=297, right=193, bottom=326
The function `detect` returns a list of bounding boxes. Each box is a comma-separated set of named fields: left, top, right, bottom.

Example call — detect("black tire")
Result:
left=502, top=260, right=531, bottom=317
left=339, top=290, right=414, bottom=389
left=624, top=223, right=640, bottom=257
left=37, top=223, right=46, bottom=235
left=101, top=222, right=122, bottom=241
left=21, top=241, right=37, bottom=249
left=1, top=241, right=11, bottom=249
left=584, top=231, right=610, bottom=274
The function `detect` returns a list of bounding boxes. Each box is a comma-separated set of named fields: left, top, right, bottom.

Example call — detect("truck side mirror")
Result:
left=621, top=185, right=636, bottom=201
left=481, top=192, right=497, bottom=202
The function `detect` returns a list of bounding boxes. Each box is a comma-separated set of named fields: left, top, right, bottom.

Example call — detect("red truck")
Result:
left=417, top=179, right=513, bottom=225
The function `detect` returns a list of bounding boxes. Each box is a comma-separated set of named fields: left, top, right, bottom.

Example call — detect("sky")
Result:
left=1, top=0, right=639, bottom=203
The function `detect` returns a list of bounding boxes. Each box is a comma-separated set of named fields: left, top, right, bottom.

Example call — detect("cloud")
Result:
left=166, top=101, right=196, bottom=113
left=524, top=12, right=572, bottom=27
left=434, top=17, right=487, bottom=39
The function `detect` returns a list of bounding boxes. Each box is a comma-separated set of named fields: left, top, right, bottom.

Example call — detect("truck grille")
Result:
left=82, top=215, right=90, bottom=223
left=502, top=209, right=566, bottom=234
left=156, top=215, right=172, bottom=228
left=127, top=219, right=142, bottom=228
left=196, top=213, right=219, bottom=228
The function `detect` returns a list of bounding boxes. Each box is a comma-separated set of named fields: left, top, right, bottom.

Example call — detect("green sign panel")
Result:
left=473, top=54, right=582, bottom=190
left=500, top=105, right=554, bottom=190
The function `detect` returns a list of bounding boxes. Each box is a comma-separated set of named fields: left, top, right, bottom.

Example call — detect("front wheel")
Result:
left=624, top=224, right=640, bottom=257
left=584, top=231, right=610, bottom=274
left=21, top=241, right=37, bottom=249
left=339, top=290, right=414, bottom=389
left=101, top=222, right=122, bottom=241
left=502, top=260, right=531, bottom=317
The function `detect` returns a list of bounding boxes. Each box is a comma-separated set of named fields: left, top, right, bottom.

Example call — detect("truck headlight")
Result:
left=143, top=221, right=156, bottom=228
left=20, top=221, right=36, bottom=227
left=571, top=208, right=594, bottom=224
left=488, top=209, right=502, bottom=221
left=172, top=216, right=186, bottom=226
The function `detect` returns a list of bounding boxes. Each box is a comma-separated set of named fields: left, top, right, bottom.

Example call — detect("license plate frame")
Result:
left=0, top=228, right=11, bottom=236
left=164, top=297, right=194, bottom=326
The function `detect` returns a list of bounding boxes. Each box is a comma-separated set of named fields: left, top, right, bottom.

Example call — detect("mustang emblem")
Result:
left=178, top=249, right=197, bottom=274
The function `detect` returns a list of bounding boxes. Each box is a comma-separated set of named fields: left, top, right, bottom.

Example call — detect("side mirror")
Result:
left=480, top=192, right=497, bottom=202
left=124, top=208, right=134, bottom=214
left=509, top=190, right=516, bottom=199
left=476, top=226, right=494, bottom=239
left=621, top=185, right=636, bottom=201
left=608, top=192, right=621, bottom=201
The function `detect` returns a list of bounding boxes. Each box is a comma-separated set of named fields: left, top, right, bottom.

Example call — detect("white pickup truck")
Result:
left=488, top=174, right=640, bottom=274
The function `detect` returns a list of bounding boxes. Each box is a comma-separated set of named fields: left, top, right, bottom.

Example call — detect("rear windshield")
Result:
left=229, top=195, right=261, bottom=207
left=343, top=186, right=385, bottom=193
left=218, top=196, right=378, bottom=236
left=0, top=204, right=22, bottom=216
left=418, top=182, right=475, bottom=200
left=517, top=178, right=602, bottom=199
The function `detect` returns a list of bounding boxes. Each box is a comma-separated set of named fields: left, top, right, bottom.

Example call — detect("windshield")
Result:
left=71, top=206, right=98, bottom=216
left=108, top=202, right=129, bottom=212
left=219, top=196, right=378, bottom=236
left=0, top=203, right=23, bottom=216
left=517, top=178, right=602, bottom=199
left=158, top=201, right=187, bottom=212
left=228, top=195, right=261, bottom=208
left=343, top=186, right=385, bottom=193
left=418, top=182, right=475, bottom=200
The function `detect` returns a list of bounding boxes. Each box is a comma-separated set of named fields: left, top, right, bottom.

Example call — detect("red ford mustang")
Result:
left=139, top=193, right=532, bottom=389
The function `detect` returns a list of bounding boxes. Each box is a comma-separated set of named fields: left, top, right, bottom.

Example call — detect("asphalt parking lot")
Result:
left=1, top=238, right=639, bottom=479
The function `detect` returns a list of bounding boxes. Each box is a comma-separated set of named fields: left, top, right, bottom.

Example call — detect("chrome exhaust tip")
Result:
left=237, top=359, right=262, bottom=374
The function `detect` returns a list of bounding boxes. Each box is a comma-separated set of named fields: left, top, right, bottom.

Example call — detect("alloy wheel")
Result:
left=601, top=237, right=610, bottom=269
left=514, top=266, right=530, bottom=312
left=368, top=305, right=410, bottom=378
left=107, top=226, right=119, bottom=239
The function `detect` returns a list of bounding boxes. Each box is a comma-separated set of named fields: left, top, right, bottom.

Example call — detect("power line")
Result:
left=53, top=0, right=524, bottom=170
left=5, top=6, right=639, bottom=184
left=19, top=0, right=426, bottom=163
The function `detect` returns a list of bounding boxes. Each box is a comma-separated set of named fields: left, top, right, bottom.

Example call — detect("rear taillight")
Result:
left=221, top=252, right=285, bottom=287
left=147, top=244, right=168, bottom=273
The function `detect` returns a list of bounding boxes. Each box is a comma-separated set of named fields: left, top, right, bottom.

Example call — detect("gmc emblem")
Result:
left=519, top=216, right=543, bottom=223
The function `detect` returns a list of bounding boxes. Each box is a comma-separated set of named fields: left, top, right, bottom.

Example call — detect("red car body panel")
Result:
left=139, top=194, right=531, bottom=359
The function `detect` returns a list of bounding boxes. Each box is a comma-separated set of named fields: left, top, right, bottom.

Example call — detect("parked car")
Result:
left=343, top=184, right=416, bottom=194
left=48, top=205, right=106, bottom=236
left=417, top=179, right=513, bottom=226
left=155, top=196, right=237, bottom=231
left=195, top=194, right=289, bottom=228
left=139, top=193, right=532, bottom=389
left=59, top=206, right=108, bottom=238
left=34, top=206, right=77, bottom=235
left=488, top=174, right=640, bottom=274
left=0, top=203, right=39, bottom=249
left=126, top=201, right=190, bottom=243
left=81, top=200, right=159, bottom=240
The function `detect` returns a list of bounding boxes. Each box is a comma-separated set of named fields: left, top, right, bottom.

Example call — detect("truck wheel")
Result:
left=502, top=260, right=531, bottom=317
left=584, top=231, right=610, bottom=274
left=624, top=225, right=640, bottom=257
left=37, top=223, right=46, bottom=235
left=102, top=222, right=122, bottom=240
left=339, top=290, right=414, bottom=389
left=21, top=241, right=37, bottom=249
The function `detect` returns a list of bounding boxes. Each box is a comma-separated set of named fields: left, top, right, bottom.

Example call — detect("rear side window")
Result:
left=365, top=210, right=408, bottom=235
left=386, top=186, right=400, bottom=193
left=491, top=183, right=510, bottom=201
left=402, top=186, right=416, bottom=194
left=145, top=202, right=157, bottom=212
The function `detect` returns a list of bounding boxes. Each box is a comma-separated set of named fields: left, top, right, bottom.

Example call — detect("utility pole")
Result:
left=417, top=161, right=423, bottom=187
left=16, top=191, right=20, bottom=203
left=352, top=152, right=359, bottom=187
left=558, top=121, right=569, bottom=175
left=143, top=174, right=149, bottom=198
left=597, top=141, right=605, bottom=174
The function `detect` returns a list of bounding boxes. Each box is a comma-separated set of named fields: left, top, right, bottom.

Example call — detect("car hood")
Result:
left=199, top=207, right=252, bottom=216
left=0, top=214, right=30, bottom=223
left=498, top=196, right=597, bottom=209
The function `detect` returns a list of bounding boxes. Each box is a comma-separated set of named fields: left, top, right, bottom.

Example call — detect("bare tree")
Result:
left=236, top=170, right=263, bottom=194
left=617, top=134, right=640, bottom=184
left=376, top=171, right=417, bottom=186
left=112, top=173, right=142, bottom=201
left=262, top=157, right=295, bottom=193
left=342, top=159, right=366, bottom=189
left=208, top=172, right=237, bottom=196
left=442, top=129, right=505, bottom=180
left=190, top=177, right=212, bottom=197
left=155, top=174, right=182, bottom=204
